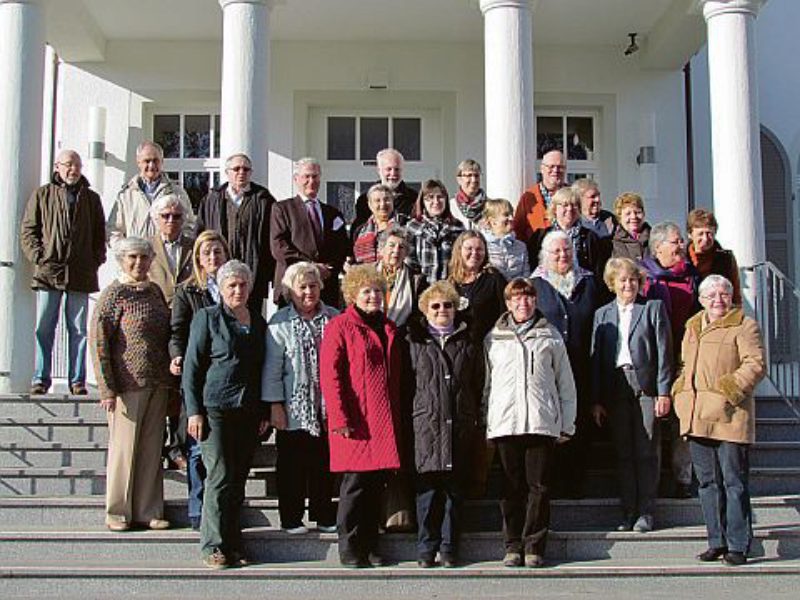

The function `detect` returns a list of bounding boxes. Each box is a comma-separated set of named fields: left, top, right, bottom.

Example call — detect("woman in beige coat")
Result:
left=672, top=274, right=766, bottom=567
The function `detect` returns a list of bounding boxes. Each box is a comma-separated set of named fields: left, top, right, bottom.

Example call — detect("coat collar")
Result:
left=686, top=306, right=745, bottom=338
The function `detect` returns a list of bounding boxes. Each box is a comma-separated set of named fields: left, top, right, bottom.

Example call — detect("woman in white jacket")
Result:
left=484, top=278, right=577, bottom=569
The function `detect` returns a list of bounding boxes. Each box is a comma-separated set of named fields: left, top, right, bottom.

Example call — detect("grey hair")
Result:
left=456, top=159, right=482, bottom=176
left=55, top=149, right=82, bottom=166
left=136, top=141, right=164, bottom=161
left=293, top=157, right=320, bottom=176
left=148, top=194, right=184, bottom=221
left=217, top=260, right=253, bottom=293
left=649, top=221, right=682, bottom=254
left=376, top=148, right=404, bottom=165
left=378, top=225, right=410, bottom=253
left=225, top=153, right=252, bottom=169
left=113, top=236, right=154, bottom=263
left=571, top=178, right=599, bottom=197
left=538, top=229, right=572, bottom=269
left=281, top=261, right=324, bottom=300
left=699, top=274, right=734, bottom=298
left=367, top=183, right=394, bottom=202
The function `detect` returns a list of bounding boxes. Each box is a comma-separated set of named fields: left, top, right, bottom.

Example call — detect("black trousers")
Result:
left=337, top=471, right=388, bottom=561
left=276, top=429, right=335, bottom=528
left=495, top=434, right=555, bottom=556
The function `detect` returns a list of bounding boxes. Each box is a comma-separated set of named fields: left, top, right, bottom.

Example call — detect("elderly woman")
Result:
left=591, top=258, right=674, bottom=533
left=673, top=275, right=766, bottom=566
left=531, top=230, right=599, bottom=497
left=449, top=159, right=487, bottom=230
left=376, top=225, right=428, bottom=330
left=686, top=208, right=742, bottom=305
left=351, top=183, right=407, bottom=265
left=406, top=179, right=464, bottom=281
left=404, top=281, right=483, bottom=568
left=182, top=260, right=270, bottom=569
left=320, top=265, right=403, bottom=568
left=575, top=178, right=616, bottom=239
left=526, top=187, right=601, bottom=275
left=610, top=192, right=651, bottom=261
left=169, top=230, right=230, bottom=530
left=91, top=237, right=172, bottom=532
left=262, top=262, right=339, bottom=535
left=484, top=278, right=577, bottom=568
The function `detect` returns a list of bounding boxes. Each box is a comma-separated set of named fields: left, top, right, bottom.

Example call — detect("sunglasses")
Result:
left=228, top=166, right=252, bottom=172
left=160, top=213, right=183, bottom=221
left=430, top=302, right=454, bottom=310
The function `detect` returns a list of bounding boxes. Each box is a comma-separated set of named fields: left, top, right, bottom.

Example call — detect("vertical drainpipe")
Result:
left=684, top=61, right=695, bottom=212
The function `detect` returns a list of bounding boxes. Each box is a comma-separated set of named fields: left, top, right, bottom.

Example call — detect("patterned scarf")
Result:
left=288, top=308, right=331, bottom=437
left=533, top=265, right=587, bottom=299
left=455, top=189, right=487, bottom=223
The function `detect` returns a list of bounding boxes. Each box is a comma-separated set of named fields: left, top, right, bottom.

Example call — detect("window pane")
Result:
left=183, top=171, right=210, bottom=211
left=166, top=171, right=180, bottom=181
left=393, top=118, right=421, bottom=161
left=360, top=118, right=388, bottom=161
left=328, top=117, right=356, bottom=160
left=326, top=181, right=356, bottom=224
left=154, top=115, right=180, bottom=159
left=184, top=115, right=211, bottom=159
left=567, top=117, right=594, bottom=161
left=536, top=116, right=563, bottom=159
left=214, top=115, right=221, bottom=159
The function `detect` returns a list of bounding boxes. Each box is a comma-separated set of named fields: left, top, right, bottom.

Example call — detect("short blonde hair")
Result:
left=482, top=198, right=513, bottom=222
left=341, top=265, right=387, bottom=306
left=603, top=257, right=646, bottom=292
left=418, top=281, right=460, bottom=314
left=613, top=192, right=645, bottom=219
left=546, top=187, right=580, bottom=222
left=281, top=261, right=323, bottom=301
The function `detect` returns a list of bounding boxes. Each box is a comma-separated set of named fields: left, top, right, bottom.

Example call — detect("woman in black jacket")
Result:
left=404, top=281, right=483, bottom=568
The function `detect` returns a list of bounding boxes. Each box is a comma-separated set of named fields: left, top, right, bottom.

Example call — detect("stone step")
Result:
left=753, top=417, right=800, bottom=441
left=0, top=418, right=109, bottom=444
left=0, top=394, right=102, bottom=419
left=756, top=396, right=800, bottom=419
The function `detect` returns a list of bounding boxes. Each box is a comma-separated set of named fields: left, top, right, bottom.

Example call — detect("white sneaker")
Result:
left=317, top=524, right=337, bottom=534
left=284, top=525, right=309, bottom=535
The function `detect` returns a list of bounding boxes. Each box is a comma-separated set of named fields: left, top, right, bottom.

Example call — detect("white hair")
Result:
left=699, top=274, right=734, bottom=297
left=293, top=157, right=320, bottom=176
left=649, top=221, right=682, bottom=254
left=538, top=229, right=572, bottom=269
left=113, top=236, right=154, bottom=263
left=281, top=261, right=324, bottom=301
left=377, top=148, right=404, bottom=165
left=225, top=153, right=252, bottom=169
left=136, top=141, right=164, bottom=161
left=148, top=194, right=184, bottom=221
left=217, top=260, right=253, bottom=293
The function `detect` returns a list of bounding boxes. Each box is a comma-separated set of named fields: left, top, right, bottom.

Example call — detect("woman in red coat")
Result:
left=320, top=264, right=403, bottom=568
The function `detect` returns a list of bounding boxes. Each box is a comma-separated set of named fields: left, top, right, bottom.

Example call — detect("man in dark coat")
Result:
left=195, top=153, right=276, bottom=313
left=351, top=148, right=418, bottom=231
left=20, top=149, right=106, bottom=395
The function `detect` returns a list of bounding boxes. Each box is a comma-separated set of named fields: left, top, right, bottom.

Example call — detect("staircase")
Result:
left=1, top=391, right=799, bottom=598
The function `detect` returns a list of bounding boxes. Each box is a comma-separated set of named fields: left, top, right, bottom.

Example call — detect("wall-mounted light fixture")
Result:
left=624, top=33, right=639, bottom=56
left=636, top=145, right=656, bottom=166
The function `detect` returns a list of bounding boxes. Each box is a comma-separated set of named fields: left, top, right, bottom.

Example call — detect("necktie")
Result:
left=306, top=199, right=323, bottom=246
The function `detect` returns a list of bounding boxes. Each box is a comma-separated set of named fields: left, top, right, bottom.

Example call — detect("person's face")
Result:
left=294, top=164, right=321, bottom=198
left=540, top=150, right=565, bottom=191
left=580, top=187, right=601, bottom=219
left=226, top=157, right=252, bottom=192
left=354, top=284, right=383, bottom=314
left=157, top=206, right=183, bottom=241
left=620, top=205, right=645, bottom=235
left=290, top=275, right=321, bottom=314
left=221, top=276, right=250, bottom=310
left=547, top=238, right=573, bottom=275
left=137, top=146, right=162, bottom=182
left=461, top=237, right=486, bottom=273
left=368, top=191, right=394, bottom=222
left=488, top=210, right=513, bottom=236
left=655, top=231, right=686, bottom=269
left=700, top=284, right=733, bottom=322
left=121, top=251, right=152, bottom=282
left=55, top=153, right=82, bottom=185
left=380, top=235, right=407, bottom=268
left=199, top=240, right=227, bottom=277
left=506, top=292, right=536, bottom=323
left=690, top=226, right=716, bottom=254
left=425, top=294, right=455, bottom=328
left=378, top=155, right=403, bottom=190
left=457, top=169, right=481, bottom=197
left=423, top=189, right=447, bottom=218
left=614, top=271, right=640, bottom=305
left=554, top=200, right=580, bottom=230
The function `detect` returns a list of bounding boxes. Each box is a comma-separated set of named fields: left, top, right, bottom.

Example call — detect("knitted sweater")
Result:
left=90, top=280, right=172, bottom=398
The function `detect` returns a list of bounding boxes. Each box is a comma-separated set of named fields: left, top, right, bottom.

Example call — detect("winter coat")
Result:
left=526, top=224, right=602, bottom=275
left=610, top=222, right=651, bottom=262
left=169, top=281, right=216, bottom=360
left=689, top=241, right=743, bottom=306
left=20, top=174, right=106, bottom=292
left=403, top=317, right=483, bottom=477
left=147, top=234, right=194, bottom=307
left=320, top=306, right=402, bottom=472
left=672, top=308, right=766, bottom=444
left=484, top=312, right=577, bottom=440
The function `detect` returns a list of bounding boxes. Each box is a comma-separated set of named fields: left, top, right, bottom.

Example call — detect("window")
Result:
left=153, top=113, right=221, bottom=209
left=326, top=115, right=422, bottom=165
left=536, top=110, right=599, bottom=185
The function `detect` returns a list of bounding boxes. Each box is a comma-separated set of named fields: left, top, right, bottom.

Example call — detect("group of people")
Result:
left=20, top=140, right=765, bottom=570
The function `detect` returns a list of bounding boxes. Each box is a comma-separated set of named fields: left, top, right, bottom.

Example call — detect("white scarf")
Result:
left=379, top=261, right=414, bottom=326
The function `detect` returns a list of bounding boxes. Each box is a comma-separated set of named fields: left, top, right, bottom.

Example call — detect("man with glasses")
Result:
left=20, top=150, right=106, bottom=395
left=351, top=148, right=418, bottom=232
left=195, top=153, right=276, bottom=313
left=513, top=146, right=567, bottom=243
left=107, top=140, right=195, bottom=248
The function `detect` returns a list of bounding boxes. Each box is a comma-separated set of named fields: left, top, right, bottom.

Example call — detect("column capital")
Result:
left=700, top=0, right=765, bottom=21
left=0, top=0, right=42, bottom=5
left=219, top=0, right=278, bottom=10
left=479, top=0, right=536, bottom=16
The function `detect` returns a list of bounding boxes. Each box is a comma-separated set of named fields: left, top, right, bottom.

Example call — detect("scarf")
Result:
left=288, top=306, right=332, bottom=437
left=533, top=264, right=591, bottom=299
left=455, top=188, right=487, bottom=223
left=379, top=261, right=414, bottom=326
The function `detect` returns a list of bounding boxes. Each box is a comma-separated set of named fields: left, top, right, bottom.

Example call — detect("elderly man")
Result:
left=351, top=148, right=418, bottom=232
left=512, top=146, right=566, bottom=243
left=20, top=150, right=106, bottom=395
left=107, top=141, right=195, bottom=247
left=449, top=159, right=487, bottom=230
left=195, top=153, right=276, bottom=312
left=270, top=158, right=350, bottom=308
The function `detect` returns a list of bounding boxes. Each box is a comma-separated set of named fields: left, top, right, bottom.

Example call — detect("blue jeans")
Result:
left=689, top=438, right=752, bottom=554
left=186, top=434, right=205, bottom=520
left=415, top=472, right=462, bottom=559
left=33, top=289, right=88, bottom=387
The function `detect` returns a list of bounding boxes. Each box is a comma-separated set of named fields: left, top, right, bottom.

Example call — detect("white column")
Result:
left=86, top=106, right=107, bottom=196
left=480, top=0, right=535, bottom=205
left=0, top=0, right=45, bottom=393
left=703, top=0, right=765, bottom=274
left=219, top=0, right=271, bottom=183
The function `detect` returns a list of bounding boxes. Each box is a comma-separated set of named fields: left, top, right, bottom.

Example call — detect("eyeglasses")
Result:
left=160, top=213, right=183, bottom=221
left=701, top=292, right=732, bottom=301
left=228, top=165, right=252, bottom=173
left=56, top=161, right=80, bottom=169
left=429, top=302, right=454, bottom=310
left=542, top=163, right=565, bottom=172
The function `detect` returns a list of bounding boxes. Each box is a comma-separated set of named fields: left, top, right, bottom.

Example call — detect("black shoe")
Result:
left=368, top=552, right=388, bottom=567
left=340, top=555, right=369, bottom=568
left=440, top=554, right=458, bottom=568
left=417, top=555, right=436, bottom=568
left=190, top=516, right=201, bottom=531
left=674, top=483, right=693, bottom=499
left=616, top=515, right=636, bottom=531
left=696, top=547, right=728, bottom=562
left=722, top=551, right=747, bottom=566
